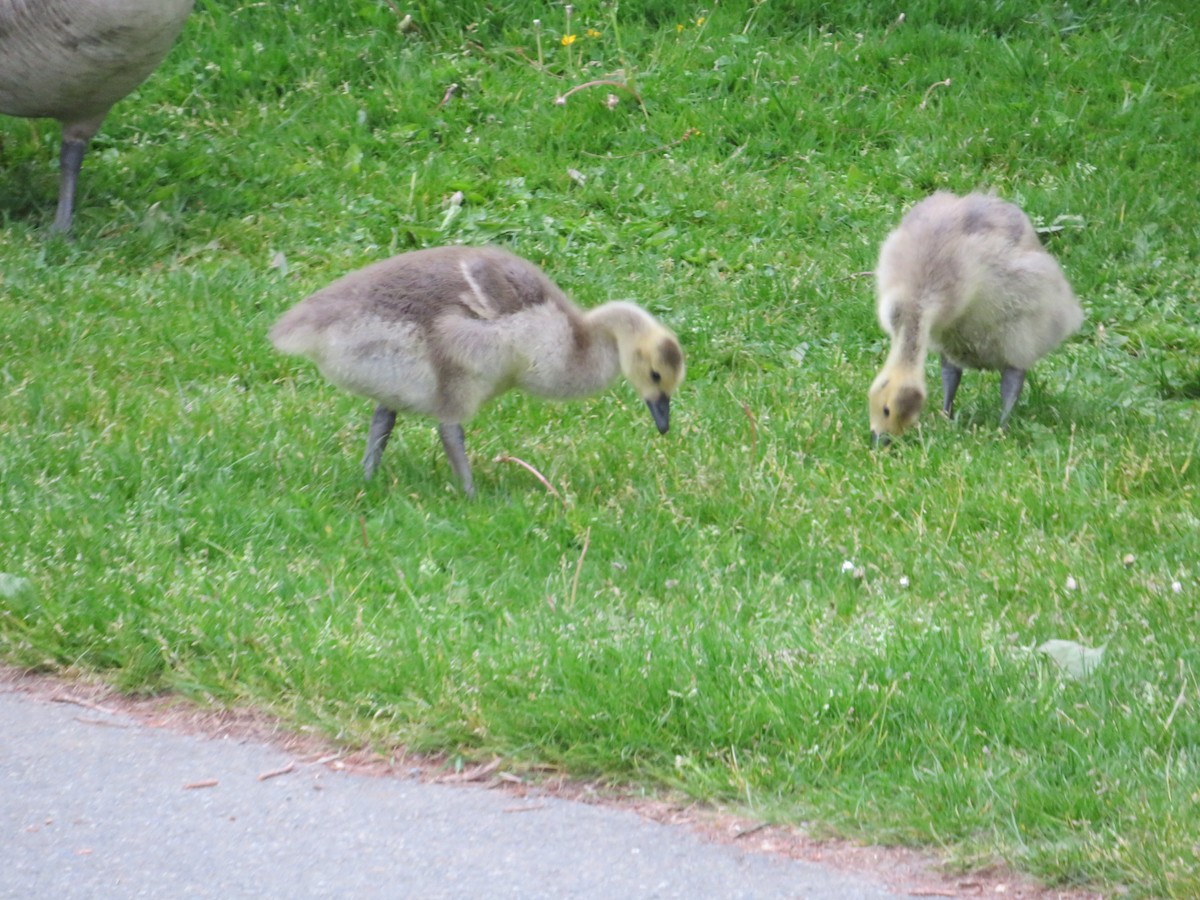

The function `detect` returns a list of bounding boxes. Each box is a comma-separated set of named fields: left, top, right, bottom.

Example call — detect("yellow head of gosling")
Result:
left=620, top=328, right=686, bottom=434
left=868, top=367, right=925, bottom=445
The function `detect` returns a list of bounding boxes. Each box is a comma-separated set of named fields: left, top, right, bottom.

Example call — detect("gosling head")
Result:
left=869, top=369, right=925, bottom=445
left=622, top=329, right=686, bottom=434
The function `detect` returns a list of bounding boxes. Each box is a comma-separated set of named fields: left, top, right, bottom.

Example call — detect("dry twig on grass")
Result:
left=493, top=454, right=566, bottom=506
left=569, top=527, right=591, bottom=609
left=555, top=79, right=644, bottom=112
left=919, top=78, right=952, bottom=110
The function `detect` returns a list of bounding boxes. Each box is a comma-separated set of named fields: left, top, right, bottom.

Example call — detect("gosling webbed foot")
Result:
left=438, top=422, right=475, bottom=498
left=999, top=367, right=1026, bottom=427
left=363, top=405, right=397, bottom=479
left=940, top=356, right=964, bottom=418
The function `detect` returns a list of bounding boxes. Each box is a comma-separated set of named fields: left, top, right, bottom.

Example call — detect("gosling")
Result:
left=869, top=191, right=1083, bottom=443
left=270, top=245, right=687, bottom=497
left=0, top=0, right=194, bottom=232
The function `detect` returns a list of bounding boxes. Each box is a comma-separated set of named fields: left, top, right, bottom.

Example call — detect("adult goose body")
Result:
left=0, top=0, right=194, bottom=232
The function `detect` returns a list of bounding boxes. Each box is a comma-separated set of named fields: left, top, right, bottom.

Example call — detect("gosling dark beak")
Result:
left=871, top=431, right=891, bottom=448
left=646, top=394, right=671, bottom=434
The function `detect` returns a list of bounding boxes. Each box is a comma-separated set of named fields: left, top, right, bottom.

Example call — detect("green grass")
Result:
left=3, top=1, right=1199, bottom=895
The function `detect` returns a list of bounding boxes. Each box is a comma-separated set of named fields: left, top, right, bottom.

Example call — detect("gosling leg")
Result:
left=363, top=405, right=397, bottom=480
left=438, top=422, right=475, bottom=498
left=941, top=356, right=964, bottom=418
left=999, top=367, right=1026, bottom=427
left=53, top=137, right=89, bottom=234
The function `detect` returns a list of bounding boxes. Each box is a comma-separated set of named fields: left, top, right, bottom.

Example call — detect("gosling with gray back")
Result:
left=869, top=191, right=1083, bottom=443
left=270, top=246, right=686, bottom=497
left=0, top=0, right=194, bottom=232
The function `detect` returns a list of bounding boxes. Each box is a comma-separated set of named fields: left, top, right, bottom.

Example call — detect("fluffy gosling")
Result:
left=270, top=246, right=686, bottom=497
left=869, top=191, right=1083, bottom=443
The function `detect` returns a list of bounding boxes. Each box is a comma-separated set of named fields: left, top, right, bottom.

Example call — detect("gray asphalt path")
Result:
left=1, top=687, right=920, bottom=899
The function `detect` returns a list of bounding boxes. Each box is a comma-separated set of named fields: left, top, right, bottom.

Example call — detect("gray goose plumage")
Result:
left=0, top=0, right=194, bottom=232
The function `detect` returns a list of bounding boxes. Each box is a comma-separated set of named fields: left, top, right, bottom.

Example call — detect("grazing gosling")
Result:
left=0, top=0, right=194, bottom=232
left=270, top=246, right=686, bottom=497
left=869, top=191, right=1083, bottom=443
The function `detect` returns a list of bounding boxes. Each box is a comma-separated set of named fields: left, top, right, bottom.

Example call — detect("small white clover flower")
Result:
left=841, top=560, right=855, bottom=573
left=1172, top=581, right=1183, bottom=593
left=1065, top=576, right=1078, bottom=590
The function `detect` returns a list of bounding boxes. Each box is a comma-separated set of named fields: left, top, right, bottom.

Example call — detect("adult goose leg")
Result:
left=54, top=136, right=89, bottom=233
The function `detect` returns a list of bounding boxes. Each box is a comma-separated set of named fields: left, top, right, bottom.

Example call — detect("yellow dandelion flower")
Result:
left=696, top=16, right=706, bottom=26
left=561, top=33, right=577, bottom=46
left=676, top=23, right=684, bottom=33
left=586, top=28, right=601, bottom=38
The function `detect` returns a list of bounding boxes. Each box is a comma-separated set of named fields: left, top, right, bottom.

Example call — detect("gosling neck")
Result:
left=884, top=298, right=932, bottom=375
left=513, top=301, right=641, bottom=401
left=583, top=301, right=657, bottom=343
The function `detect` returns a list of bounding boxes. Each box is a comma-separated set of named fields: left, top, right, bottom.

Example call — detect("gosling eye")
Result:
left=651, top=370, right=662, bottom=384
left=883, top=405, right=891, bottom=418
